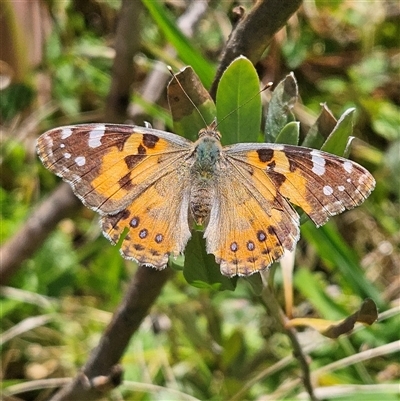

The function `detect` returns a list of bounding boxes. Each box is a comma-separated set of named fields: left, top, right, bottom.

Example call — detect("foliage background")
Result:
left=1, top=0, right=399, bottom=400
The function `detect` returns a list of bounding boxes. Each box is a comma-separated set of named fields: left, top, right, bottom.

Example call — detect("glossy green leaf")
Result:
left=216, top=56, right=261, bottom=145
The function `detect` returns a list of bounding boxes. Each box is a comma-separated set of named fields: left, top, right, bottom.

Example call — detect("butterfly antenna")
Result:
left=167, top=66, right=209, bottom=127
left=214, top=82, right=273, bottom=129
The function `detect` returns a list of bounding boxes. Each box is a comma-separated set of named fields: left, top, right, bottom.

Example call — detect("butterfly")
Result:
left=36, top=121, right=375, bottom=277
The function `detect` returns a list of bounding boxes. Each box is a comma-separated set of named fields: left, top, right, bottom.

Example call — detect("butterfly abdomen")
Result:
left=190, top=182, right=214, bottom=225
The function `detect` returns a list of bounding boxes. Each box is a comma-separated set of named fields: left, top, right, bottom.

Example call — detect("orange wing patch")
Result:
left=90, top=134, right=181, bottom=211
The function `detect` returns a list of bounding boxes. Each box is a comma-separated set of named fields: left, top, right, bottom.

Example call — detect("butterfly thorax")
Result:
left=190, top=129, right=223, bottom=224
left=192, top=135, right=222, bottom=177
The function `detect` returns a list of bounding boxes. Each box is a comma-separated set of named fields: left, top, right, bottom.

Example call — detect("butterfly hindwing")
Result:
left=102, top=166, right=192, bottom=268
left=205, top=161, right=300, bottom=276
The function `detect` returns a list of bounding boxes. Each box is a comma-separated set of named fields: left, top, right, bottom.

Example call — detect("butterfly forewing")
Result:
left=37, top=124, right=193, bottom=214
left=225, top=143, right=376, bottom=227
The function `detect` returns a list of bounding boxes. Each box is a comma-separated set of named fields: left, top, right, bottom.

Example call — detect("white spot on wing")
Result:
left=64, top=152, right=71, bottom=159
left=75, top=156, right=86, bottom=166
left=343, top=161, right=353, bottom=173
left=311, top=150, right=326, bottom=176
left=88, top=125, right=106, bottom=148
left=61, top=128, right=73, bottom=139
left=338, top=185, right=345, bottom=191
left=323, top=185, right=333, bottom=196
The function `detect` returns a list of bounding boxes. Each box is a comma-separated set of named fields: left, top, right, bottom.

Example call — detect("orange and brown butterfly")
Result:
left=36, top=64, right=375, bottom=278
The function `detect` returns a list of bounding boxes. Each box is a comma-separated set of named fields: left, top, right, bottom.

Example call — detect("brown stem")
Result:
left=210, top=0, right=303, bottom=98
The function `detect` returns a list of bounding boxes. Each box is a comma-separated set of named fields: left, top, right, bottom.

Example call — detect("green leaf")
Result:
left=216, top=56, right=261, bottom=145
left=275, top=121, right=300, bottom=145
left=142, top=0, right=215, bottom=88
left=242, top=274, right=264, bottom=295
left=221, top=330, right=246, bottom=369
left=321, top=107, right=356, bottom=156
left=265, top=72, right=298, bottom=143
left=183, top=231, right=237, bottom=291
left=0, top=83, right=35, bottom=122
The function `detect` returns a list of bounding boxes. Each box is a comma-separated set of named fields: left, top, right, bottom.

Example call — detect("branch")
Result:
left=0, top=183, right=81, bottom=285
left=210, top=0, right=303, bottom=98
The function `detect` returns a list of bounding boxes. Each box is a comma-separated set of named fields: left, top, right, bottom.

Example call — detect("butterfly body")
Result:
left=190, top=127, right=224, bottom=224
left=37, top=123, right=375, bottom=277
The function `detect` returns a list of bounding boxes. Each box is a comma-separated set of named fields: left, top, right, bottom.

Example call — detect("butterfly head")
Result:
left=197, top=119, right=221, bottom=140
